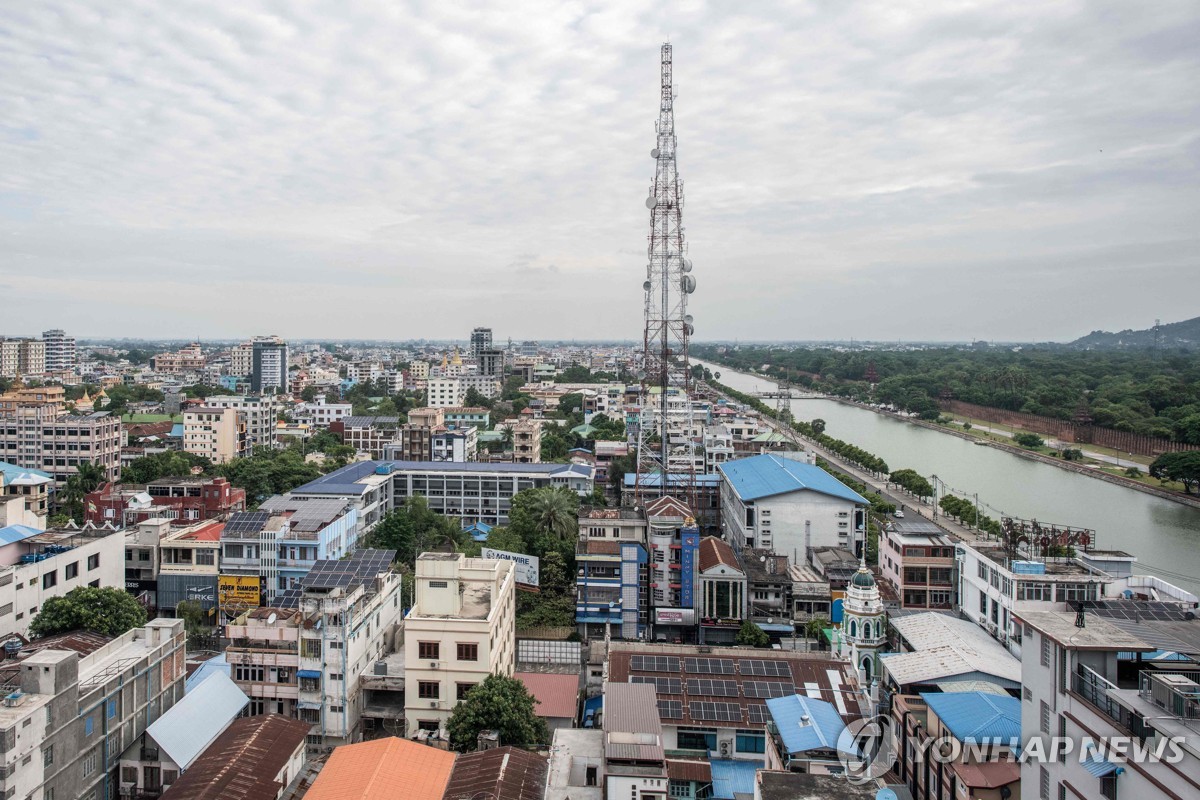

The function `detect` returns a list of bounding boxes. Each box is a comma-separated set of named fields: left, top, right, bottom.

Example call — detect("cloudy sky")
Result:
left=2, top=1, right=1197, bottom=343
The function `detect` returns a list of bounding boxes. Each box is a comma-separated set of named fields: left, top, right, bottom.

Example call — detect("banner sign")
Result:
left=481, top=548, right=540, bottom=587
left=218, top=575, right=262, bottom=608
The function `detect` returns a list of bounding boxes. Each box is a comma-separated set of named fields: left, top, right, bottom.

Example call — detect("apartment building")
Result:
left=718, top=454, right=868, bottom=557
left=459, top=375, right=501, bottom=399
left=427, top=377, right=465, bottom=408
left=42, top=329, right=76, bottom=373
left=85, top=475, right=246, bottom=527
left=297, top=550, right=403, bottom=749
left=0, top=618, right=186, bottom=800
left=1019, top=609, right=1200, bottom=800
left=204, top=394, right=285, bottom=451
left=404, top=552, right=516, bottom=737
left=257, top=495, right=361, bottom=589
left=575, top=509, right=649, bottom=640
left=879, top=519, right=957, bottom=610
left=1, top=461, right=53, bottom=528
left=0, top=386, right=121, bottom=484
left=154, top=520, right=223, bottom=616
left=431, top=426, right=478, bottom=462
left=0, top=524, right=124, bottom=637
left=470, top=327, right=492, bottom=358
left=229, top=341, right=254, bottom=377
left=251, top=336, right=289, bottom=394
left=294, top=395, right=352, bottom=428
left=602, top=682, right=668, bottom=800
left=335, top=416, right=401, bottom=459
left=511, top=419, right=541, bottom=463
left=0, top=338, right=46, bottom=378
left=182, top=406, right=246, bottom=464
left=151, top=344, right=206, bottom=375
left=226, top=606, right=304, bottom=719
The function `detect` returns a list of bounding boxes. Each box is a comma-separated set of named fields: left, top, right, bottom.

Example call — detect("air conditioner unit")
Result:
left=430, top=662, right=439, bottom=669
left=429, top=700, right=440, bottom=708
left=718, top=740, right=732, bottom=757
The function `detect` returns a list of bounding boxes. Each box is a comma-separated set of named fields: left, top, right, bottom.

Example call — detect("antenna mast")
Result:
left=636, top=42, right=697, bottom=509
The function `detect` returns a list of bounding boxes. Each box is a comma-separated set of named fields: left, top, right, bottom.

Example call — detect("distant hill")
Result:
left=1069, top=316, right=1200, bottom=350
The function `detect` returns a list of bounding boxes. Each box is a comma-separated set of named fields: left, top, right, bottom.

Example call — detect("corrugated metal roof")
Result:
left=146, top=671, right=248, bottom=769
left=880, top=646, right=1021, bottom=687
left=709, top=759, right=761, bottom=800
left=604, top=683, right=664, bottom=763
left=765, top=695, right=857, bottom=756
left=443, top=746, right=549, bottom=800
left=515, top=672, right=580, bottom=720
left=920, top=691, right=1021, bottom=743
left=159, top=714, right=311, bottom=800
left=0, top=525, right=43, bottom=545
left=184, top=653, right=229, bottom=693
left=306, top=737, right=456, bottom=800
left=718, top=455, right=868, bottom=504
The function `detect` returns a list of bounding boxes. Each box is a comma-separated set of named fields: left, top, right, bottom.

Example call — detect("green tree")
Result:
left=481, top=526, right=526, bottom=553
left=1013, top=432, right=1044, bottom=449
left=736, top=620, right=770, bottom=648
left=1150, top=451, right=1200, bottom=494
left=59, top=461, right=108, bottom=522
left=446, top=673, right=549, bottom=752
left=558, top=393, right=584, bottom=415
left=215, top=449, right=322, bottom=505
left=524, top=487, right=579, bottom=542
left=122, top=451, right=212, bottom=483
left=365, top=495, right=469, bottom=564
left=811, top=418, right=826, bottom=437
left=464, top=387, right=494, bottom=410
left=30, top=587, right=147, bottom=638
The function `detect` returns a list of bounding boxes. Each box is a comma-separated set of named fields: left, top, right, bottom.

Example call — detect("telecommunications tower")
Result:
left=636, top=42, right=697, bottom=507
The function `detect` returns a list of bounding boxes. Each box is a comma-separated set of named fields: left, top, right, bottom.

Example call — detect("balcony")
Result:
left=1073, top=665, right=1153, bottom=740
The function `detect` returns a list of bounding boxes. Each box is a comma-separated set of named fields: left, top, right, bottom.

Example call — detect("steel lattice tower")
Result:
left=636, top=42, right=697, bottom=508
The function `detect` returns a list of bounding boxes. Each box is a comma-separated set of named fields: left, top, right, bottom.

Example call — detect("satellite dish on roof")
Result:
left=267, top=612, right=277, bottom=625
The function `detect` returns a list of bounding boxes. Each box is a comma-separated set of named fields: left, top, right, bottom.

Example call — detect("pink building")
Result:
left=879, top=519, right=957, bottom=610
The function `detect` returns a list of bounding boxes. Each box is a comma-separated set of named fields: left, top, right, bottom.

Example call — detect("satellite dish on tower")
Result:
left=681, top=274, right=697, bottom=294
left=681, top=258, right=693, bottom=273
left=643, top=280, right=652, bottom=291
left=645, top=196, right=657, bottom=209
left=651, top=148, right=659, bottom=158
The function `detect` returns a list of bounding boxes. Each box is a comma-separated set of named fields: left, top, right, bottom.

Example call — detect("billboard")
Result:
left=218, top=575, right=262, bottom=609
left=481, top=548, right=539, bottom=587
left=655, top=608, right=696, bottom=626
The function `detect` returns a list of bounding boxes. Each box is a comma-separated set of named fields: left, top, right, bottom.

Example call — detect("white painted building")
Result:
left=427, top=377, right=465, bottom=408
left=403, top=552, right=516, bottom=737
left=717, top=454, right=867, bottom=559
left=294, top=395, right=353, bottom=428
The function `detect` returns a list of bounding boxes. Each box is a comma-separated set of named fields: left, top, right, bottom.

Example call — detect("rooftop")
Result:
left=515, top=672, right=580, bottom=720
left=920, top=691, right=1021, bottom=743
left=604, top=682, right=664, bottom=763
left=766, top=694, right=856, bottom=756
left=698, top=536, right=741, bottom=574
left=305, top=737, right=456, bottom=800
left=443, top=746, right=548, bottom=800
left=544, top=728, right=603, bottom=800
left=755, top=772, right=890, bottom=800
left=718, top=454, right=868, bottom=505
left=146, top=671, right=248, bottom=769
left=159, top=714, right=312, bottom=800
left=1016, top=610, right=1154, bottom=651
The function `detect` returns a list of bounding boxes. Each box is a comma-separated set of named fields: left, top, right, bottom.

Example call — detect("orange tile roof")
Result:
left=698, top=536, right=739, bottom=573
left=182, top=522, right=225, bottom=541
left=305, top=738, right=456, bottom=800
left=514, top=672, right=579, bottom=720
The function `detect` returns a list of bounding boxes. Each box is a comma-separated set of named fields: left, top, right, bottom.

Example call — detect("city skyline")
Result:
left=2, top=2, right=1198, bottom=341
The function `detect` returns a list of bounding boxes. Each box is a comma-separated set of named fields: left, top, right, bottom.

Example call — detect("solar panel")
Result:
left=223, top=511, right=271, bottom=536
left=740, top=659, right=791, bottom=677
left=300, top=549, right=397, bottom=590
left=274, top=588, right=302, bottom=609
left=684, top=657, right=736, bottom=675
left=658, top=699, right=683, bottom=719
left=630, top=655, right=681, bottom=673
left=747, top=704, right=771, bottom=724
left=743, top=680, right=794, bottom=699
left=689, top=701, right=743, bottom=723
left=632, top=676, right=682, bottom=694
left=686, top=678, right=739, bottom=698
left=1086, top=600, right=1193, bottom=622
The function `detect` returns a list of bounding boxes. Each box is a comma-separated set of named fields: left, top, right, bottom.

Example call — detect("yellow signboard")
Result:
left=218, top=575, right=261, bottom=608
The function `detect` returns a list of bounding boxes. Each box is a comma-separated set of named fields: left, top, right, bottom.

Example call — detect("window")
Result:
left=1039, top=700, right=1050, bottom=734
left=122, top=767, right=137, bottom=783
left=85, top=716, right=93, bottom=735
left=418, top=681, right=440, bottom=699
left=417, top=720, right=439, bottom=732
left=1039, top=765, right=1050, bottom=800
left=419, top=642, right=440, bottom=660
left=1041, top=634, right=1051, bottom=667
left=65, top=562, right=78, bottom=580
left=107, top=698, right=117, bottom=719
left=735, top=730, right=765, bottom=753
left=457, top=683, right=477, bottom=701
left=42, top=571, right=57, bottom=589
left=43, top=744, right=53, bottom=766
left=87, top=554, right=100, bottom=570
left=677, top=728, right=717, bottom=752
left=457, top=642, right=478, bottom=661
left=82, top=750, right=97, bottom=776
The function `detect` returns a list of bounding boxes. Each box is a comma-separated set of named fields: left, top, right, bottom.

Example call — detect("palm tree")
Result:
left=499, top=426, right=514, bottom=452
left=60, top=461, right=108, bottom=523
left=528, top=488, right=577, bottom=541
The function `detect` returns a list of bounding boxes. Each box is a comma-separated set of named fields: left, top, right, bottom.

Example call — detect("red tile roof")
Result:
left=181, top=522, right=224, bottom=541
left=514, top=672, right=579, bottom=720
left=698, top=536, right=740, bottom=573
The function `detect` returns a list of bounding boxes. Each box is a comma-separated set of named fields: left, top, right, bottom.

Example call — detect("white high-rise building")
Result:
left=41, top=329, right=76, bottom=372
left=251, top=336, right=289, bottom=394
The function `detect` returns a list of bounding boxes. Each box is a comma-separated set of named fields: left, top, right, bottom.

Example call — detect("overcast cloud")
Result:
left=2, top=1, right=1197, bottom=342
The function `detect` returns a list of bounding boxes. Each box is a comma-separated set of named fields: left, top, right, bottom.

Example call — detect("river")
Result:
left=695, top=360, right=1200, bottom=593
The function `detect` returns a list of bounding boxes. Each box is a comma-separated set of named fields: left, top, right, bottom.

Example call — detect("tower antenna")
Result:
left=636, top=42, right=697, bottom=511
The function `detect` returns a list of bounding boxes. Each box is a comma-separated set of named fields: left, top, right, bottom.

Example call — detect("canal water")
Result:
left=696, top=360, right=1200, bottom=593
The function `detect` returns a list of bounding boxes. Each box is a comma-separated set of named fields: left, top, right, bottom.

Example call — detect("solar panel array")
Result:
left=630, top=655, right=681, bottom=673
left=689, top=701, right=743, bottom=722
left=741, top=659, right=791, bottom=677
left=274, top=588, right=302, bottom=609
left=300, top=549, right=397, bottom=590
left=743, top=680, right=795, bottom=699
left=632, top=676, right=682, bottom=694
left=684, top=657, right=736, bottom=674
left=224, top=511, right=271, bottom=536
left=686, top=679, right=740, bottom=698
left=658, top=699, right=683, bottom=719
left=747, top=704, right=771, bottom=724
left=1086, top=600, right=1194, bottom=622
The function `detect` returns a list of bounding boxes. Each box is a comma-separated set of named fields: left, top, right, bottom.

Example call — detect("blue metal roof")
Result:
left=920, top=691, right=1021, bottom=743
left=184, top=653, right=229, bottom=692
left=709, top=759, right=760, bottom=800
left=0, top=461, right=52, bottom=482
left=718, top=455, right=868, bottom=504
left=1082, top=745, right=1123, bottom=777
left=0, top=525, right=43, bottom=545
left=766, top=695, right=857, bottom=756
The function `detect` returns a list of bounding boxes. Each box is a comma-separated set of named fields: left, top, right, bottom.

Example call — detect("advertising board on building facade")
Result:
left=481, top=548, right=540, bottom=587
left=655, top=608, right=696, bottom=626
left=218, top=574, right=262, bottom=608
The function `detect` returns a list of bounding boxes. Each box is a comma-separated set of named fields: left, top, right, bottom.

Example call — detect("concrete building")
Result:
left=0, top=338, right=46, bottom=377
left=880, top=519, right=957, bottom=610
left=0, top=388, right=122, bottom=485
left=697, top=536, right=747, bottom=645
left=840, top=553, right=887, bottom=683
left=431, top=425, right=478, bottom=462
left=880, top=612, right=1022, bottom=696
left=511, top=419, right=542, bottom=463
left=575, top=508, right=649, bottom=640
left=0, top=618, right=186, bottom=800
left=718, top=454, right=868, bottom=558
left=304, top=737, right=455, bottom=800
left=427, top=377, right=465, bottom=408
left=205, top=394, right=285, bottom=451
left=152, top=344, right=206, bottom=375
left=602, top=682, right=667, bottom=800
left=42, top=329, right=76, bottom=373
left=643, top=497, right=700, bottom=642
left=1, top=461, right=53, bottom=528
left=335, top=416, right=401, bottom=459
left=225, top=606, right=304, bottom=719
left=229, top=342, right=254, bottom=378
left=296, top=550, right=403, bottom=750
left=470, top=327, right=493, bottom=358
left=251, top=336, right=289, bottom=394
left=404, top=552, right=517, bottom=737
left=0, top=523, right=125, bottom=638
left=182, top=406, right=245, bottom=464
left=1018, top=608, right=1200, bottom=800
left=85, top=476, right=246, bottom=527
left=294, top=395, right=352, bottom=428
left=459, top=374, right=502, bottom=399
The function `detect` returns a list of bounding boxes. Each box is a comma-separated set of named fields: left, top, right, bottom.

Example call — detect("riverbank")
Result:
left=703, top=360, right=1200, bottom=511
